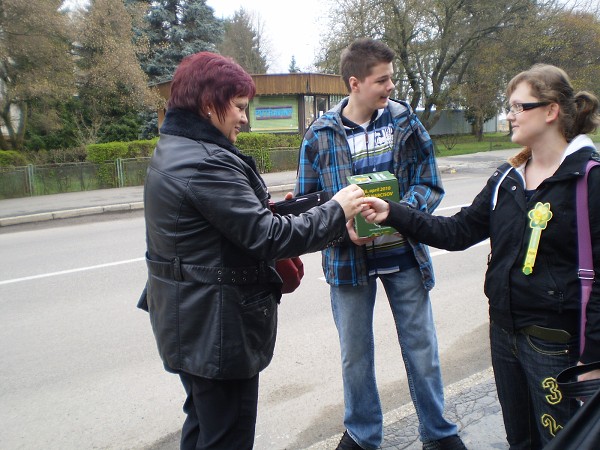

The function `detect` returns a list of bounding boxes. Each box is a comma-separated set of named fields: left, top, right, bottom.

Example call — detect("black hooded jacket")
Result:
left=381, top=142, right=600, bottom=363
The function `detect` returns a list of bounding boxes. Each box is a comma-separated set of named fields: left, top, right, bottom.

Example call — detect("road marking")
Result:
left=0, top=257, right=145, bottom=286
left=437, top=203, right=471, bottom=211
left=0, top=204, right=481, bottom=287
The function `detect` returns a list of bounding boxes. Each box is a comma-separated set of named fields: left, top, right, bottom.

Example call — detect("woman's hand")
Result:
left=331, top=184, right=365, bottom=220
left=576, top=362, right=600, bottom=402
left=361, top=197, right=390, bottom=223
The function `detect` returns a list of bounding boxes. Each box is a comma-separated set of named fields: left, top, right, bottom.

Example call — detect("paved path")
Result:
left=308, top=367, right=507, bottom=449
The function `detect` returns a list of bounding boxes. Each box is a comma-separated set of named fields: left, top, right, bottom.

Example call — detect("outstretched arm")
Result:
left=362, top=182, right=491, bottom=252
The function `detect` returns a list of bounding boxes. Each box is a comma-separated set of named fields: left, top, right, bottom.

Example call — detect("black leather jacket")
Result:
left=382, top=144, right=600, bottom=363
left=140, top=109, right=346, bottom=379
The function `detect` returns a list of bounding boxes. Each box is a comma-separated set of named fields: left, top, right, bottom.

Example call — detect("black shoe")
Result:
left=423, top=435, right=468, bottom=450
left=336, top=430, right=363, bottom=450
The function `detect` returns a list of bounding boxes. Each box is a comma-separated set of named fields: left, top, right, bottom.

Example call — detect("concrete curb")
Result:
left=270, top=183, right=296, bottom=193
left=0, top=202, right=145, bottom=227
left=0, top=187, right=295, bottom=227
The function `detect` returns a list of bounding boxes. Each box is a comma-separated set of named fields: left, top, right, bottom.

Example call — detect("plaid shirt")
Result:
left=295, top=98, right=444, bottom=287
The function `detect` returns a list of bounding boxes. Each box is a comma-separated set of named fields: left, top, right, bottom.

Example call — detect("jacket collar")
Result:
left=316, top=97, right=411, bottom=133
left=160, top=108, right=262, bottom=180
left=492, top=134, right=598, bottom=209
left=508, top=134, right=596, bottom=170
left=160, top=108, right=235, bottom=151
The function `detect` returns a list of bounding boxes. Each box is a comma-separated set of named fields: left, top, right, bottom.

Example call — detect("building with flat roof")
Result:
left=154, top=73, right=348, bottom=135
left=155, top=73, right=499, bottom=136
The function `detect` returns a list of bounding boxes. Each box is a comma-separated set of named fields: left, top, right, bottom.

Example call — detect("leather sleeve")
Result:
left=383, top=176, right=494, bottom=251
left=187, top=150, right=346, bottom=260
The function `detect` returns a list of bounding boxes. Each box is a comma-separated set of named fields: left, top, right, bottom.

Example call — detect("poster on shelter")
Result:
left=255, top=106, right=293, bottom=120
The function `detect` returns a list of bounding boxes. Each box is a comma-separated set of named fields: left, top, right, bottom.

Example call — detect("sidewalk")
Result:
left=308, top=367, right=506, bottom=450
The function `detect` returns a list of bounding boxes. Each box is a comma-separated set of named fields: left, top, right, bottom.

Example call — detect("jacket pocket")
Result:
left=527, top=255, right=565, bottom=311
left=146, top=274, right=181, bottom=369
left=239, top=289, right=278, bottom=352
left=219, top=287, right=279, bottom=377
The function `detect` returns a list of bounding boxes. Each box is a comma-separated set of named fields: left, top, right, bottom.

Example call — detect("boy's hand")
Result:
left=346, top=219, right=376, bottom=246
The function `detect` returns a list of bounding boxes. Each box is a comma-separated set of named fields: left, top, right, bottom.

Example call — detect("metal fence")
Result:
left=0, top=148, right=299, bottom=200
left=253, top=147, right=299, bottom=173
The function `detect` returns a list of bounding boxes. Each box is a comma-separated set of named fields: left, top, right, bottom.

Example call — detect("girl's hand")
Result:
left=361, top=197, right=390, bottom=223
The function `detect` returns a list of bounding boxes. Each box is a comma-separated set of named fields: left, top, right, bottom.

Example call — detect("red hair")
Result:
left=168, top=52, right=256, bottom=122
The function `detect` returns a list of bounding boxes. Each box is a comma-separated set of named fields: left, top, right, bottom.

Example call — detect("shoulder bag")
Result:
left=546, top=159, right=600, bottom=450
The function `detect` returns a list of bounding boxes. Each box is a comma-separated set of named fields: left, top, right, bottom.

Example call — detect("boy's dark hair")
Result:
left=340, top=38, right=395, bottom=91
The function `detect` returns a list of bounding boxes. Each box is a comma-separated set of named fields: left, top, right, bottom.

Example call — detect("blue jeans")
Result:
left=330, top=268, right=457, bottom=449
left=490, top=322, right=579, bottom=450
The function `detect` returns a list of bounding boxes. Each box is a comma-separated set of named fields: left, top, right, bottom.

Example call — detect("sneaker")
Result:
left=336, top=430, right=363, bottom=450
left=423, top=435, right=468, bottom=450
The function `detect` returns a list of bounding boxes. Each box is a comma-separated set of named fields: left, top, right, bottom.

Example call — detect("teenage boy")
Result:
left=294, top=38, right=467, bottom=450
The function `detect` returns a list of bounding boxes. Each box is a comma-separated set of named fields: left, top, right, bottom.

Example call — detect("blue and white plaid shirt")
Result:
left=295, top=98, right=444, bottom=288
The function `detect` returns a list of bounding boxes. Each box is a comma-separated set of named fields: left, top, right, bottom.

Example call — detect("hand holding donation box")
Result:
left=347, top=171, right=399, bottom=238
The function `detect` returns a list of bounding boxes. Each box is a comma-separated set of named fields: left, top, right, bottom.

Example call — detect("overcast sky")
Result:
left=206, top=0, right=325, bottom=73
left=62, top=0, right=326, bottom=73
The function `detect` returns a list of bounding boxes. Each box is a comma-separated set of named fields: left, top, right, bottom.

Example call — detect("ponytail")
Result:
left=572, top=91, right=600, bottom=138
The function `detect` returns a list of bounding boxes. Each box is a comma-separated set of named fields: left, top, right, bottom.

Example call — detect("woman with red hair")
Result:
left=140, top=52, right=364, bottom=449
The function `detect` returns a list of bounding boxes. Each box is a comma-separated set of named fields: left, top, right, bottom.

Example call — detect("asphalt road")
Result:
left=0, top=170, right=493, bottom=450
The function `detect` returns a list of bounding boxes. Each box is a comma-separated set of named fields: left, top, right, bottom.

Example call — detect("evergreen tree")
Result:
left=218, top=8, right=269, bottom=74
left=288, top=55, right=301, bottom=73
left=142, top=0, right=224, bottom=83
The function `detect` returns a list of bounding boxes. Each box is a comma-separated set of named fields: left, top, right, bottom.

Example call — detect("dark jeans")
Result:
left=179, top=372, right=259, bottom=450
left=490, top=322, right=579, bottom=450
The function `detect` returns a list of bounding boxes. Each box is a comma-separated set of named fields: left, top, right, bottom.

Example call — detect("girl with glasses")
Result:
left=360, top=64, right=600, bottom=449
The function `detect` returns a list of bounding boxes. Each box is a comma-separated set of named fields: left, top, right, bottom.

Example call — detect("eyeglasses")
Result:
left=506, top=102, right=550, bottom=115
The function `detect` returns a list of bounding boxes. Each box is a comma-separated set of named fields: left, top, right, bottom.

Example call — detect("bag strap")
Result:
left=556, top=361, right=600, bottom=398
left=577, top=159, right=600, bottom=355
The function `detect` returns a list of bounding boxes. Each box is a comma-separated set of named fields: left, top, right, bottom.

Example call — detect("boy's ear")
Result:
left=348, top=76, right=360, bottom=92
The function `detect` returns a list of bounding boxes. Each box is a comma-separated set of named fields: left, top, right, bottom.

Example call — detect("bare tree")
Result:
left=73, top=0, right=161, bottom=144
left=509, top=7, right=600, bottom=93
left=317, top=0, right=559, bottom=129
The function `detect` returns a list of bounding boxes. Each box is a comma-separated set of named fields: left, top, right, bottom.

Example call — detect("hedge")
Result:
left=86, top=138, right=159, bottom=163
left=0, top=133, right=300, bottom=168
left=236, top=133, right=302, bottom=151
left=0, top=150, right=29, bottom=167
